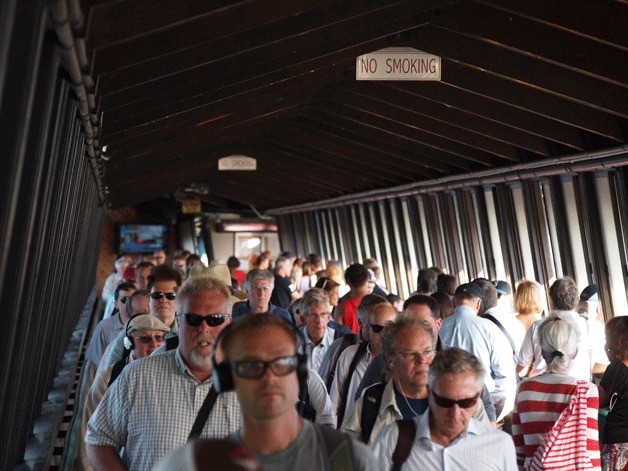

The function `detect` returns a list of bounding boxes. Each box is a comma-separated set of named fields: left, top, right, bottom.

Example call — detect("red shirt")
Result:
left=341, top=297, right=362, bottom=333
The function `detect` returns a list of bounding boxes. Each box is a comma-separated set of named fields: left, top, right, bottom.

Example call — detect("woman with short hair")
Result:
left=511, top=314, right=601, bottom=470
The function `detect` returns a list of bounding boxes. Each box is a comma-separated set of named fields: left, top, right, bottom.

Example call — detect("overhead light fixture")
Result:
left=218, top=155, right=256, bottom=171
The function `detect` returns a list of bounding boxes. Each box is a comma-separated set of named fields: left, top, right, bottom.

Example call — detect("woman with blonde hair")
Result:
left=514, top=279, right=546, bottom=332
left=512, top=314, right=601, bottom=470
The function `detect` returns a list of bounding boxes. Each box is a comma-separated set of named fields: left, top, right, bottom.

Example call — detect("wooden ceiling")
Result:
left=73, top=0, right=628, bottom=214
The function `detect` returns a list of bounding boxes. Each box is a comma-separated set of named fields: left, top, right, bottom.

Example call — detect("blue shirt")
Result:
left=439, top=305, right=515, bottom=400
left=232, top=301, right=294, bottom=325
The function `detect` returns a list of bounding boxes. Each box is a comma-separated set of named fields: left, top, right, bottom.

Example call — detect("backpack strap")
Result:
left=337, top=341, right=369, bottom=428
left=391, top=419, right=416, bottom=471
left=165, top=334, right=179, bottom=351
left=325, top=333, right=357, bottom=392
left=317, top=424, right=354, bottom=471
left=359, top=382, right=387, bottom=443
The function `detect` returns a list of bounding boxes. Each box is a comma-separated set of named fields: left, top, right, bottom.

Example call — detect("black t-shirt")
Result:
left=270, top=274, right=292, bottom=309
left=600, top=360, right=628, bottom=444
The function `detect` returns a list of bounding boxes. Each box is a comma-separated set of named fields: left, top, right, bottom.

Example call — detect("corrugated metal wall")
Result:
left=277, top=168, right=628, bottom=320
left=0, top=1, right=105, bottom=467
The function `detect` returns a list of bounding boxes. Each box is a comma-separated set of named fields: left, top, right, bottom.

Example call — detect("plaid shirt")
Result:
left=86, top=349, right=241, bottom=470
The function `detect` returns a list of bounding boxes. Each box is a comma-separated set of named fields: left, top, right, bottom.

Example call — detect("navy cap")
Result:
left=280, top=250, right=295, bottom=259
left=455, top=282, right=483, bottom=299
left=493, top=280, right=512, bottom=295
left=579, top=284, right=599, bottom=302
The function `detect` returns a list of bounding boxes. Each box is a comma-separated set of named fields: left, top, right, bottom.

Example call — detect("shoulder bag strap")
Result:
left=391, top=419, right=416, bottom=471
left=483, top=313, right=516, bottom=356
left=188, top=385, right=218, bottom=440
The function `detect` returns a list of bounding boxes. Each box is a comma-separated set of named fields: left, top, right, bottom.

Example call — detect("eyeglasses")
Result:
left=184, top=313, right=230, bottom=327
left=394, top=349, right=435, bottom=363
left=430, top=390, right=479, bottom=409
left=132, top=334, right=166, bottom=344
left=231, top=356, right=298, bottom=379
left=369, top=323, right=386, bottom=334
left=150, top=291, right=176, bottom=300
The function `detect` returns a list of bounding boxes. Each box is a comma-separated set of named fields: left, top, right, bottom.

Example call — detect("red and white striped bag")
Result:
left=527, top=380, right=594, bottom=470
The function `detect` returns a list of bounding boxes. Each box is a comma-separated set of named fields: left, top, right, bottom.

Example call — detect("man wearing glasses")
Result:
left=86, top=276, right=241, bottom=470
left=341, top=316, right=490, bottom=444
left=218, top=313, right=377, bottom=470
left=104, top=264, right=182, bottom=368
left=330, top=300, right=397, bottom=428
left=372, top=347, right=516, bottom=470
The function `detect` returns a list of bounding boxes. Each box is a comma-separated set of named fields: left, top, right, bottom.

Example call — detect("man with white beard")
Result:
left=86, top=276, right=242, bottom=470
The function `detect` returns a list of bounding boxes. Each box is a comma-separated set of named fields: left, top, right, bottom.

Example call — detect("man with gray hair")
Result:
left=232, top=268, right=293, bottom=324
left=270, top=255, right=296, bottom=309
left=86, top=275, right=242, bottom=470
left=298, top=287, right=337, bottom=372
left=343, top=316, right=491, bottom=444
left=373, top=347, right=516, bottom=470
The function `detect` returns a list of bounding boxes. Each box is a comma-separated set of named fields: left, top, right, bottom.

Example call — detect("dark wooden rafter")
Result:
left=63, top=0, right=628, bottom=211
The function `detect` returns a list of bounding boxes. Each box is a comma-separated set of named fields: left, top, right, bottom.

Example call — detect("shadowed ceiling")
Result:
left=68, top=0, right=627, bottom=215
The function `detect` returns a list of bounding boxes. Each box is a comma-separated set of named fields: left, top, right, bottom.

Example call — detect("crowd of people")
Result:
left=80, top=249, right=627, bottom=470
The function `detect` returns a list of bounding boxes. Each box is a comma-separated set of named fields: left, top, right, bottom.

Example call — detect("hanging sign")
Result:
left=356, top=47, right=441, bottom=81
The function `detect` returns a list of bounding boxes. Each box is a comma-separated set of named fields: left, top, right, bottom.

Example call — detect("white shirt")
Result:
left=300, top=325, right=336, bottom=373
left=330, top=343, right=373, bottom=427
left=306, top=368, right=336, bottom=426
left=372, top=409, right=517, bottom=470
left=518, top=310, right=594, bottom=381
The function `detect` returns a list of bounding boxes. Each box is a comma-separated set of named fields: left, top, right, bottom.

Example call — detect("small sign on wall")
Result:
left=356, top=47, right=441, bottom=81
left=181, top=199, right=201, bottom=214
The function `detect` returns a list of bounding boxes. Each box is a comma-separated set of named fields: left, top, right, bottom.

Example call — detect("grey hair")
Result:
left=356, top=294, right=388, bottom=323
left=176, top=275, right=232, bottom=314
left=382, top=317, right=435, bottom=357
left=537, top=313, right=580, bottom=374
left=428, top=348, right=485, bottom=390
left=244, top=269, right=275, bottom=291
left=300, top=288, right=330, bottom=316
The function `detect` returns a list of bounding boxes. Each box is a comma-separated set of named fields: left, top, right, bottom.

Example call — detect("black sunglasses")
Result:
left=430, top=390, right=478, bottom=409
left=369, top=323, right=386, bottom=333
left=184, top=313, right=230, bottom=327
left=231, top=356, right=298, bottom=379
left=150, top=291, right=176, bottom=300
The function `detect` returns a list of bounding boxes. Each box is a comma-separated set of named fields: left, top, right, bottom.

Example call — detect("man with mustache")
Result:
left=86, top=276, right=241, bottom=470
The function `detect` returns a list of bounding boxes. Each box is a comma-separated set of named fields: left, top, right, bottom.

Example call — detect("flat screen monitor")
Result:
left=118, top=223, right=168, bottom=254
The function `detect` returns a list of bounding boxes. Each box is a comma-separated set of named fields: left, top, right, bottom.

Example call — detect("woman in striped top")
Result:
left=511, top=313, right=601, bottom=470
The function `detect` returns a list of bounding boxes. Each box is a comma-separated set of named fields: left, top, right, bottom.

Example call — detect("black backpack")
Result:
left=359, top=381, right=387, bottom=443
left=336, top=341, right=369, bottom=428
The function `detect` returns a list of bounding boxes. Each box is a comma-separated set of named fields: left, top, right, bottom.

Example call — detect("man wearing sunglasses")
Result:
left=373, top=347, right=516, bottom=470
left=221, top=313, right=377, bottom=470
left=103, top=264, right=183, bottom=368
left=341, top=316, right=490, bottom=445
left=330, top=301, right=397, bottom=428
left=86, top=275, right=242, bottom=470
